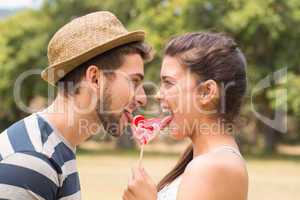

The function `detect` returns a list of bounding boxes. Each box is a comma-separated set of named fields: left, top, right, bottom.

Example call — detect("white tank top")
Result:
left=157, top=146, right=243, bottom=200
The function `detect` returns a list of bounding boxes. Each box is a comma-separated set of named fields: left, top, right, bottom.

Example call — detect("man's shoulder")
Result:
left=0, top=151, right=81, bottom=200
left=0, top=113, right=54, bottom=160
left=0, top=151, right=60, bottom=200
left=0, top=114, right=81, bottom=200
left=0, top=112, right=78, bottom=173
left=0, top=151, right=60, bottom=181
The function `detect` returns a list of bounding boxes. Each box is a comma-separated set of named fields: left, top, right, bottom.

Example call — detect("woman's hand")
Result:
left=123, top=166, right=157, bottom=200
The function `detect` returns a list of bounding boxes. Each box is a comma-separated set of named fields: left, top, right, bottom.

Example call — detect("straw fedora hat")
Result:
left=41, top=11, right=146, bottom=85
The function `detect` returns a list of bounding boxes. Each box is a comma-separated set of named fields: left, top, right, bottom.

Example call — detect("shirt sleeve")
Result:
left=0, top=152, right=59, bottom=200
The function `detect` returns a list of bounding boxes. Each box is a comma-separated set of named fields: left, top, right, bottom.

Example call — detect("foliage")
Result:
left=0, top=0, right=299, bottom=152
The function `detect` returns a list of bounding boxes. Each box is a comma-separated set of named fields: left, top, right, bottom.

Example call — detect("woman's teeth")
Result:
left=162, top=109, right=173, bottom=117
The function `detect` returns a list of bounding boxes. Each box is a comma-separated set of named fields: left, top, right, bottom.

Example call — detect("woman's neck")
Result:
left=190, top=118, right=239, bottom=157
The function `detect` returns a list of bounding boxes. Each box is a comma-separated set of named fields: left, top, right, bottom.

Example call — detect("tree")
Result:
left=1, top=0, right=300, bottom=153
left=0, top=10, right=50, bottom=129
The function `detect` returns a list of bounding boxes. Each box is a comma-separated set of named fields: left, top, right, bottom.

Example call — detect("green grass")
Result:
left=77, top=151, right=300, bottom=200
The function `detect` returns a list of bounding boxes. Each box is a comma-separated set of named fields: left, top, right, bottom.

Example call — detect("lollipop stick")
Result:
left=138, top=143, right=144, bottom=167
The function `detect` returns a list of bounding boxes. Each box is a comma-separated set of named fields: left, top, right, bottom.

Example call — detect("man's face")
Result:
left=97, top=54, right=146, bottom=137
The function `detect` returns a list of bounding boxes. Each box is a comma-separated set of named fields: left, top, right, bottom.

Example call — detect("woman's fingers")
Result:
left=125, top=166, right=158, bottom=200
left=123, top=189, right=135, bottom=200
left=140, top=167, right=155, bottom=186
left=124, top=174, right=137, bottom=200
left=140, top=167, right=149, bottom=178
left=131, top=166, right=144, bottom=181
left=125, top=165, right=157, bottom=200
left=129, top=167, right=135, bottom=182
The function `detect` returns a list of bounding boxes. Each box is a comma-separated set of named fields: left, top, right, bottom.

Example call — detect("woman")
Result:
left=123, top=32, right=248, bottom=200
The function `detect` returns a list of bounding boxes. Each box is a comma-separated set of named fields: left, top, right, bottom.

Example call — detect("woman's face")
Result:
left=156, top=56, right=203, bottom=139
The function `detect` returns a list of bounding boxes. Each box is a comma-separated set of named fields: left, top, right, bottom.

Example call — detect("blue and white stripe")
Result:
left=0, top=130, right=14, bottom=160
left=0, top=113, right=81, bottom=200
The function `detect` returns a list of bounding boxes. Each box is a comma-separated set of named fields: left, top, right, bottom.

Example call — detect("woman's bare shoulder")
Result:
left=177, top=151, right=248, bottom=200
left=186, top=149, right=247, bottom=175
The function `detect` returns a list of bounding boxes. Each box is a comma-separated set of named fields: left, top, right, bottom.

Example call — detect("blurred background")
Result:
left=0, top=0, right=299, bottom=199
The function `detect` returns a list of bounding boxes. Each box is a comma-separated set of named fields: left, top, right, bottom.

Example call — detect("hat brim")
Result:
left=41, top=30, right=146, bottom=86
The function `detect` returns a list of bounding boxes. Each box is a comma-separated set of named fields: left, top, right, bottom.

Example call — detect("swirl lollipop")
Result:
left=131, top=115, right=173, bottom=165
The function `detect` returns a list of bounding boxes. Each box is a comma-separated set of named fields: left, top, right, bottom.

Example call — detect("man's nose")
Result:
left=135, top=86, right=147, bottom=107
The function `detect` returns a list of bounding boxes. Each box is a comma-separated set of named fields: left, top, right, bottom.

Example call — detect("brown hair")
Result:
left=57, top=41, right=152, bottom=95
left=157, top=32, right=247, bottom=191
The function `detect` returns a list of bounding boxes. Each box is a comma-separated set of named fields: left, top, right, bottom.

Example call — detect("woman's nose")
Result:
left=155, top=90, right=163, bottom=101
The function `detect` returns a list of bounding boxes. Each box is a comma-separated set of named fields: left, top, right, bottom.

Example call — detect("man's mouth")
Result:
left=124, top=110, right=133, bottom=123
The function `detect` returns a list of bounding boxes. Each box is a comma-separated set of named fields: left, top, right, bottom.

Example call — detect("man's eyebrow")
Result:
left=130, top=73, right=144, bottom=81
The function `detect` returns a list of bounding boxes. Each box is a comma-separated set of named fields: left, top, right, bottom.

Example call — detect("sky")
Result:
left=0, top=0, right=43, bottom=10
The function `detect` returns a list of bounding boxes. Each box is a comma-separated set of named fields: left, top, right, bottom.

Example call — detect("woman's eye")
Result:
left=163, top=80, right=174, bottom=88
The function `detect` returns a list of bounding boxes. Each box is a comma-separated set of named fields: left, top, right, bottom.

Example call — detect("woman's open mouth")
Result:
left=160, top=107, right=174, bottom=130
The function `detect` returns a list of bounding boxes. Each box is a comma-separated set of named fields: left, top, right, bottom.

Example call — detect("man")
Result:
left=0, top=11, right=152, bottom=200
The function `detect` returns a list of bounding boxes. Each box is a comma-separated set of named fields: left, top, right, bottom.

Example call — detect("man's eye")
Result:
left=131, top=80, right=140, bottom=88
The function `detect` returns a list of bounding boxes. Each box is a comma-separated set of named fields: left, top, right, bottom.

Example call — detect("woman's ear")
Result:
left=196, top=79, right=219, bottom=107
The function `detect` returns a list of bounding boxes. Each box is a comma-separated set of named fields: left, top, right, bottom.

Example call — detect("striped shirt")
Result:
left=0, top=113, right=81, bottom=200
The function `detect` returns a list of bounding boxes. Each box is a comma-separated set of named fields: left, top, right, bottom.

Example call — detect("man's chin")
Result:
left=105, top=125, right=122, bottom=137
left=106, top=123, right=128, bottom=137
left=98, top=111, right=130, bottom=137
left=111, top=114, right=131, bottom=137
left=109, top=131, right=122, bottom=137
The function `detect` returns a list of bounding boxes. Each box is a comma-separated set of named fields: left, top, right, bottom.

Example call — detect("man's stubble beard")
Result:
left=96, top=85, right=124, bottom=137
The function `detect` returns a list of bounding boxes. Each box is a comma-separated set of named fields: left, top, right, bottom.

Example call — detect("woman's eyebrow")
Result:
left=161, top=75, right=175, bottom=80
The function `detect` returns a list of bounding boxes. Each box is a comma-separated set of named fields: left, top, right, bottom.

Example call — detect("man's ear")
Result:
left=85, top=65, right=103, bottom=90
left=196, top=79, right=219, bottom=106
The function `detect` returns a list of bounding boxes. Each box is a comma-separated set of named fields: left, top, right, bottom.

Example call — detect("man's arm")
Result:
left=0, top=152, right=59, bottom=200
